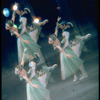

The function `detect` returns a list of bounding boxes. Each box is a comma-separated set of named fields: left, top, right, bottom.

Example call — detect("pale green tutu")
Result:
left=60, top=46, right=84, bottom=80
left=42, top=65, right=51, bottom=82
left=17, top=32, right=40, bottom=63
left=26, top=76, right=50, bottom=100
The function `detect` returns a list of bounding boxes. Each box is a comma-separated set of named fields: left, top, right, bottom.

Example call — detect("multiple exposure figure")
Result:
left=15, top=7, right=48, bottom=65
left=4, top=3, right=92, bottom=100
left=48, top=19, right=88, bottom=82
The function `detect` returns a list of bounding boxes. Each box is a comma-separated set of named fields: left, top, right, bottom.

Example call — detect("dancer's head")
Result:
left=29, top=53, right=40, bottom=64
left=59, top=21, right=73, bottom=29
left=15, top=64, right=23, bottom=74
left=5, top=19, right=14, bottom=30
left=48, top=34, right=57, bottom=44
left=24, top=8, right=31, bottom=14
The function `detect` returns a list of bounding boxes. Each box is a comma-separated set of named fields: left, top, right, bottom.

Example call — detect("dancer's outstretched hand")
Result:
left=53, top=64, right=58, bottom=69
left=86, top=33, right=91, bottom=39
left=44, top=19, right=49, bottom=23
left=57, top=16, right=61, bottom=22
left=33, top=85, right=39, bottom=88
left=24, top=40, right=30, bottom=44
left=66, top=54, right=72, bottom=58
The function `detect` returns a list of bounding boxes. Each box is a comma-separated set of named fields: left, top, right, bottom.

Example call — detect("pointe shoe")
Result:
left=79, top=74, right=88, bottom=80
left=49, top=64, right=58, bottom=70
left=52, top=64, right=58, bottom=69
left=73, top=75, right=78, bottom=82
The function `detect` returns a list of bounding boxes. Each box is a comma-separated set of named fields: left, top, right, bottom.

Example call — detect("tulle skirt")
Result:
left=17, top=32, right=40, bottom=63
left=60, top=46, right=84, bottom=80
left=26, top=77, right=50, bottom=100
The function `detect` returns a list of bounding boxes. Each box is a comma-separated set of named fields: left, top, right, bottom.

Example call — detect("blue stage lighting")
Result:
left=3, top=8, right=10, bottom=17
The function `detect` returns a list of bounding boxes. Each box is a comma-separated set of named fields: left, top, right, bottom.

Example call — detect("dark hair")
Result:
left=60, top=21, right=67, bottom=25
left=62, top=22, right=78, bottom=41
left=60, top=21, right=73, bottom=28
left=6, top=19, right=14, bottom=27
left=24, top=8, right=31, bottom=13
left=66, top=22, right=73, bottom=28
left=29, top=53, right=40, bottom=64
left=16, top=64, right=23, bottom=71
left=21, top=8, right=33, bottom=26
left=49, top=34, right=57, bottom=41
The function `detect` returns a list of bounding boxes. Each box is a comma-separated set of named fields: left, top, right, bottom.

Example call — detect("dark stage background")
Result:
left=1, top=0, right=99, bottom=68
left=1, top=0, right=99, bottom=100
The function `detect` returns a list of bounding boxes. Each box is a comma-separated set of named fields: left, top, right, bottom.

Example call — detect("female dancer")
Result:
left=5, top=19, right=40, bottom=64
left=15, top=7, right=49, bottom=42
left=70, top=33, right=91, bottom=57
left=48, top=28, right=88, bottom=82
left=22, top=47, right=57, bottom=87
left=56, top=17, right=91, bottom=57
left=15, top=7, right=48, bottom=65
left=59, top=21, right=91, bottom=57
left=15, top=61, right=51, bottom=100
left=26, top=54, right=51, bottom=100
left=37, top=64, right=57, bottom=87
left=58, top=21, right=88, bottom=81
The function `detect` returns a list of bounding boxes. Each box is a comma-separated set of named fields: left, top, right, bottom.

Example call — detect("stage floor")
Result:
left=2, top=51, right=99, bottom=100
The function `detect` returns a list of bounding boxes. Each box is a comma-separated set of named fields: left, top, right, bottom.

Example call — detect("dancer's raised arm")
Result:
left=37, top=19, right=49, bottom=26
left=54, top=16, right=61, bottom=37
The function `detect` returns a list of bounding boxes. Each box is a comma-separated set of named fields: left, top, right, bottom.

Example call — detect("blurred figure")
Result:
left=15, top=64, right=39, bottom=88
left=15, top=7, right=49, bottom=65
left=57, top=17, right=91, bottom=57
left=58, top=21, right=88, bottom=81
left=70, top=33, right=91, bottom=57
left=15, top=57, right=51, bottom=100
left=48, top=18, right=88, bottom=82
left=22, top=47, right=57, bottom=87
left=5, top=19, right=40, bottom=64
left=26, top=53, right=51, bottom=100
left=37, top=64, right=57, bottom=87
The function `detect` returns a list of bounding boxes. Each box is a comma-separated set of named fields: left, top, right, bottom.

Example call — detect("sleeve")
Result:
left=29, top=62, right=36, bottom=79
left=19, top=17, right=27, bottom=34
left=62, top=31, right=69, bottom=49
left=62, top=31, right=69, bottom=38
left=81, top=33, right=91, bottom=40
